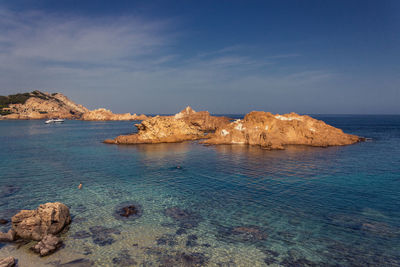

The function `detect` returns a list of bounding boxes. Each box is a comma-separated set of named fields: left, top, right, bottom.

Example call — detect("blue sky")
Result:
left=0, top=0, right=399, bottom=114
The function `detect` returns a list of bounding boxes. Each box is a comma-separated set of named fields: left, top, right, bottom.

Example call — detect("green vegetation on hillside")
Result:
left=0, top=93, right=31, bottom=107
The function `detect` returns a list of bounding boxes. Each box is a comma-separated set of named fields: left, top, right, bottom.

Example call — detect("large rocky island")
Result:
left=105, top=107, right=363, bottom=149
left=0, top=91, right=148, bottom=121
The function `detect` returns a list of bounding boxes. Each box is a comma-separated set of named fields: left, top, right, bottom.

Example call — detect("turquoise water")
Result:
left=0, top=116, right=399, bottom=266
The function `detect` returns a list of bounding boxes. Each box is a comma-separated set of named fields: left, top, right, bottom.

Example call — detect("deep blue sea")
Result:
left=0, top=115, right=399, bottom=266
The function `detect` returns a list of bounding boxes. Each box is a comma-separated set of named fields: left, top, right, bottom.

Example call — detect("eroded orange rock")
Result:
left=202, top=111, right=362, bottom=149
left=11, top=202, right=71, bottom=241
left=0, top=90, right=148, bottom=121
left=105, top=106, right=231, bottom=144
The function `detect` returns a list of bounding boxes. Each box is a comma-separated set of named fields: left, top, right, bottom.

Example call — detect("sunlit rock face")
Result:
left=0, top=90, right=148, bottom=121
left=2, top=91, right=89, bottom=119
left=81, top=108, right=149, bottom=121
left=11, top=202, right=71, bottom=241
left=104, top=106, right=231, bottom=144
left=202, top=111, right=362, bottom=150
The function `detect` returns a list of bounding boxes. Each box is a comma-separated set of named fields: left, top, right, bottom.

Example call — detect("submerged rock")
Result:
left=113, top=203, right=143, bottom=221
left=11, top=202, right=71, bottom=241
left=112, top=250, right=137, bottom=266
left=164, top=207, right=202, bottom=229
left=156, top=234, right=177, bottom=246
left=0, top=219, right=8, bottom=225
left=159, top=252, right=209, bottom=267
left=217, top=225, right=268, bottom=243
left=31, top=234, right=62, bottom=256
left=52, top=258, right=95, bottom=267
left=70, top=230, right=91, bottom=239
left=89, top=226, right=120, bottom=246
left=0, top=256, right=15, bottom=267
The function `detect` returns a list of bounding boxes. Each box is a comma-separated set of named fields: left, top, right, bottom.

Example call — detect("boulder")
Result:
left=31, top=234, right=62, bottom=256
left=0, top=257, right=15, bottom=267
left=12, top=202, right=71, bottom=241
left=0, top=229, right=15, bottom=242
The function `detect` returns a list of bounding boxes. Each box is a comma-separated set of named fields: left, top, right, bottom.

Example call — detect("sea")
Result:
left=0, top=115, right=399, bottom=266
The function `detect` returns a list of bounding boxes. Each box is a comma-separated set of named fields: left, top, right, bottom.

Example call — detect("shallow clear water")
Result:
left=0, top=115, right=399, bottom=266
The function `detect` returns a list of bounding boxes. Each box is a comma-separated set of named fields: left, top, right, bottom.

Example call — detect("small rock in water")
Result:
left=31, top=234, right=62, bottom=256
left=0, top=219, right=8, bottom=225
left=113, top=202, right=143, bottom=221
left=0, top=256, right=15, bottom=267
left=121, top=206, right=138, bottom=217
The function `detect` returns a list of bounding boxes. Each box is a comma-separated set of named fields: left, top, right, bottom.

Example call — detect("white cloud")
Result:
left=0, top=8, right=335, bottom=114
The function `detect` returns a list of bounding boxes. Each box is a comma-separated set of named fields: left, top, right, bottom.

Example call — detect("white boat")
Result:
left=45, top=118, right=65, bottom=124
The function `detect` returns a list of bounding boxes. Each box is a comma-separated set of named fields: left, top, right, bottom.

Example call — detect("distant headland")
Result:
left=0, top=90, right=148, bottom=121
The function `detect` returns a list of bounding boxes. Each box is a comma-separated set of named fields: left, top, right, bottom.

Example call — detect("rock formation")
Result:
left=31, top=234, right=62, bottom=256
left=81, top=108, right=148, bottom=121
left=0, top=256, right=15, bottom=267
left=11, top=202, right=71, bottom=241
left=104, top=106, right=230, bottom=144
left=1, top=91, right=88, bottom=119
left=0, top=229, right=15, bottom=242
left=202, top=111, right=362, bottom=149
left=0, top=90, right=148, bottom=121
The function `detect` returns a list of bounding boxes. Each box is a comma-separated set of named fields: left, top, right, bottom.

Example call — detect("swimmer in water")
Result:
left=78, top=182, right=82, bottom=189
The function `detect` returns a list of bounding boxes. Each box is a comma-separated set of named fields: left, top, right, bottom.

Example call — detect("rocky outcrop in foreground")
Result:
left=31, top=234, right=62, bottom=256
left=11, top=202, right=71, bottom=241
left=0, top=256, right=15, bottom=267
left=81, top=108, right=148, bottom=121
left=0, top=90, right=148, bottom=121
left=104, top=107, right=230, bottom=144
left=202, top=111, right=362, bottom=149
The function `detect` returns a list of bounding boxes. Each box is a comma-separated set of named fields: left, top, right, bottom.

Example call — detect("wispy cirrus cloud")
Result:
left=0, top=8, right=335, bottom=114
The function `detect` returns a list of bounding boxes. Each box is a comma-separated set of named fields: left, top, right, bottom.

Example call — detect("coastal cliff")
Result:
left=0, top=91, right=148, bottom=121
left=202, top=111, right=362, bottom=149
left=106, top=108, right=362, bottom=149
left=104, top=107, right=231, bottom=144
